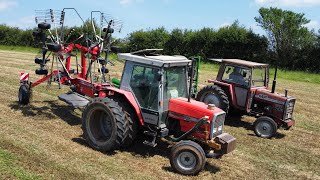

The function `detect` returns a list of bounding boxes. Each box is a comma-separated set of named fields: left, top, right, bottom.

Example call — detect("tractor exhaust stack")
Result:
left=271, top=60, right=279, bottom=93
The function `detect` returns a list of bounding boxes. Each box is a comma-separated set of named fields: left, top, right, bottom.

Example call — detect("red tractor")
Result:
left=196, top=59, right=296, bottom=138
left=81, top=50, right=236, bottom=175
left=18, top=9, right=236, bottom=175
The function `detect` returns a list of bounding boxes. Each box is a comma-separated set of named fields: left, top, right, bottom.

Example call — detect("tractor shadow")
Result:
left=9, top=100, right=81, bottom=126
left=225, top=114, right=286, bottom=139
left=224, top=114, right=252, bottom=130
left=124, top=135, right=221, bottom=174
left=72, top=134, right=221, bottom=175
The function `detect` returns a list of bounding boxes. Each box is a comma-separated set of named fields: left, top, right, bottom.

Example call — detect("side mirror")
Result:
left=226, top=67, right=231, bottom=74
left=242, top=70, right=247, bottom=77
left=157, top=71, right=162, bottom=81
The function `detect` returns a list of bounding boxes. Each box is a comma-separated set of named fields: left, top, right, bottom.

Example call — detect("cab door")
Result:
left=127, top=63, right=161, bottom=126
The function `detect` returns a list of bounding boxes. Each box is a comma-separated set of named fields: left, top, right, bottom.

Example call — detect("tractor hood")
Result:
left=168, top=97, right=224, bottom=121
left=255, top=89, right=294, bottom=105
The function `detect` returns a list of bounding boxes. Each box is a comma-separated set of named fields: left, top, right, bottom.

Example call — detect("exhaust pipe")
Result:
left=271, top=60, right=279, bottom=93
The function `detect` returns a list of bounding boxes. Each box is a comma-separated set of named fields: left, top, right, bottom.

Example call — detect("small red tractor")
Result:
left=195, top=59, right=296, bottom=138
left=18, top=9, right=236, bottom=175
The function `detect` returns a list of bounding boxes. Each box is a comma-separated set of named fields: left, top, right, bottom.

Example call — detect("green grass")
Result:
left=199, top=61, right=320, bottom=84
left=0, top=148, right=40, bottom=180
left=0, top=45, right=39, bottom=53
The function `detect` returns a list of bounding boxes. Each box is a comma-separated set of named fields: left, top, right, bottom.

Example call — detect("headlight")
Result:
left=210, top=112, right=226, bottom=139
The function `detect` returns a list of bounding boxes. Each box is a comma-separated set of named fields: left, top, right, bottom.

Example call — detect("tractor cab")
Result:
left=117, top=49, right=190, bottom=127
left=214, top=59, right=269, bottom=110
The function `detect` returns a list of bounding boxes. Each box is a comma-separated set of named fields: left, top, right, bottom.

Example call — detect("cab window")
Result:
left=222, top=65, right=250, bottom=86
left=252, top=67, right=266, bottom=87
left=130, top=65, right=159, bottom=110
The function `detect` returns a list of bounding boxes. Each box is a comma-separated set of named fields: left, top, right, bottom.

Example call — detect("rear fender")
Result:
left=208, top=79, right=235, bottom=107
left=106, top=87, right=144, bottom=126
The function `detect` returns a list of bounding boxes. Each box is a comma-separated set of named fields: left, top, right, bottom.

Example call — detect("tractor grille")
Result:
left=210, top=112, right=226, bottom=139
left=284, top=99, right=295, bottom=120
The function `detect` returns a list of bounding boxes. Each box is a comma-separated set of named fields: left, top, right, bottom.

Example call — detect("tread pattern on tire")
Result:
left=18, top=84, right=30, bottom=105
left=110, top=95, right=138, bottom=148
left=82, top=97, right=129, bottom=152
left=196, top=85, right=229, bottom=113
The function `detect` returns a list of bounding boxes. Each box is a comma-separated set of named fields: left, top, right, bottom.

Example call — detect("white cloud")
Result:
left=255, top=0, right=320, bottom=7
left=303, top=20, right=320, bottom=30
left=119, top=0, right=144, bottom=5
left=0, top=0, right=17, bottom=11
left=218, top=22, right=231, bottom=28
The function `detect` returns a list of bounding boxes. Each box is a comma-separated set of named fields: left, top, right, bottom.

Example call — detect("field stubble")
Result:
left=0, top=50, right=319, bottom=180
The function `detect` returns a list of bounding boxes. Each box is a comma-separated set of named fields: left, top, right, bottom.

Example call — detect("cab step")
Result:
left=58, top=92, right=89, bottom=108
left=143, top=130, right=157, bottom=147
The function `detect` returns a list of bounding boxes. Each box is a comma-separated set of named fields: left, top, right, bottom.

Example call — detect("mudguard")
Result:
left=106, top=87, right=144, bottom=126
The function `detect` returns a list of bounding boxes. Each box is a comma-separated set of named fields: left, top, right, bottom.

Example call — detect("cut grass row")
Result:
left=0, top=49, right=319, bottom=179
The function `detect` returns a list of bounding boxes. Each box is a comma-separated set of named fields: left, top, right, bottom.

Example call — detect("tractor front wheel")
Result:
left=253, top=116, right=277, bottom=138
left=170, top=141, right=206, bottom=175
left=82, top=97, right=129, bottom=152
left=18, top=84, right=31, bottom=105
left=196, top=85, right=229, bottom=113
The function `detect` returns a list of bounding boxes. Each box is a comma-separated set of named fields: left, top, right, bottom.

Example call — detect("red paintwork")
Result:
left=106, top=87, right=145, bottom=126
left=208, top=79, right=238, bottom=108
left=208, top=78, right=294, bottom=128
left=254, top=88, right=289, bottom=125
left=169, top=97, right=224, bottom=140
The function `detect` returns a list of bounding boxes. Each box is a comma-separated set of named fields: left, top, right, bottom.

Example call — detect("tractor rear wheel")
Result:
left=18, top=84, right=31, bottom=105
left=253, top=116, right=277, bottom=138
left=196, top=85, right=229, bottom=113
left=170, top=141, right=206, bottom=175
left=110, top=96, right=138, bottom=148
left=82, top=97, right=129, bottom=152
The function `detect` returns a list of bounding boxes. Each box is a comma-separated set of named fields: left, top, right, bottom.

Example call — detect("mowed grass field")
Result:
left=0, top=49, right=319, bottom=180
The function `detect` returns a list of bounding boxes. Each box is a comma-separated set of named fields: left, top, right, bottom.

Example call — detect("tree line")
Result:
left=0, top=7, right=320, bottom=72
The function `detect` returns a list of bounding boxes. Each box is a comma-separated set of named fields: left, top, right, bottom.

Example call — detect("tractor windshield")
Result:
left=252, top=67, right=267, bottom=87
left=164, top=66, right=188, bottom=100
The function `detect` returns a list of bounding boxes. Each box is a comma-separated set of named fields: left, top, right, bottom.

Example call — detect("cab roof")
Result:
left=222, top=59, right=268, bottom=68
left=117, top=49, right=191, bottom=67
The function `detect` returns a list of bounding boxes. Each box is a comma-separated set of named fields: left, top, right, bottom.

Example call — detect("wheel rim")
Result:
left=202, top=93, right=221, bottom=107
left=176, top=151, right=197, bottom=171
left=87, top=107, right=113, bottom=146
left=256, top=120, right=274, bottom=137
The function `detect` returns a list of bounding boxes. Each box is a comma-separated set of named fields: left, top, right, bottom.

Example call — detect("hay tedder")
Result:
left=18, top=9, right=236, bottom=175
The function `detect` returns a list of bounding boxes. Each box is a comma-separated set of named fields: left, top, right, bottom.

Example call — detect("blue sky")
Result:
left=0, top=0, right=320, bottom=38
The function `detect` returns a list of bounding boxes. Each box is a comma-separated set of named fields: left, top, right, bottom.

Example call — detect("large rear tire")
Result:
left=196, top=85, right=229, bottom=113
left=170, top=141, right=206, bottom=175
left=82, top=97, right=129, bottom=152
left=18, top=84, right=31, bottom=105
left=110, top=96, right=138, bottom=148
